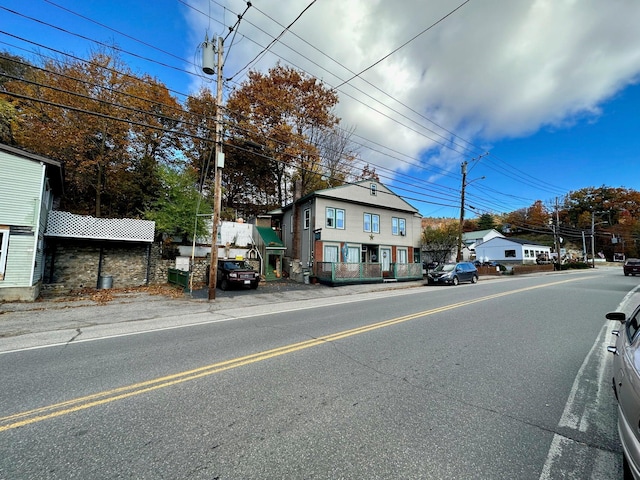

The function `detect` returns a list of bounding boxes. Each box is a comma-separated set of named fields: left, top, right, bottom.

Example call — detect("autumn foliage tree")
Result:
left=2, top=49, right=182, bottom=218
left=225, top=64, right=340, bottom=205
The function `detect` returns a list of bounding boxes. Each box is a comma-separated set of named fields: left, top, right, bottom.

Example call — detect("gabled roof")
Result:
left=280, top=179, right=420, bottom=215
left=462, top=229, right=503, bottom=241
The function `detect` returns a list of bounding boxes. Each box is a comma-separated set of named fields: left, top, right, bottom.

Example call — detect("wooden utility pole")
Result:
left=456, top=161, right=467, bottom=262
left=208, top=36, right=224, bottom=300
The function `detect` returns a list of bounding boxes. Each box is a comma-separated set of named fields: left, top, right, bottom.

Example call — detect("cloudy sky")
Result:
left=2, top=0, right=640, bottom=217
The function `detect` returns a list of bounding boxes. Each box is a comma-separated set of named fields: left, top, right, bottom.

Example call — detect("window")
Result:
left=326, top=208, right=345, bottom=229
left=326, top=208, right=335, bottom=228
left=397, top=248, right=408, bottom=264
left=505, top=249, right=516, bottom=258
left=346, top=246, right=360, bottom=263
left=324, top=245, right=339, bottom=263
left=524, top=249, right=530, bottom=258
left=0, top=228, right=9, bottom=281
left=370, top=183, right=377, bottom=196
left=392, top=217, right=406, bottom=236
left=335, top=209, right=345, bottom=229
left=364, top=213, right=380, bottom=233
left=304, top=209, right=310, bottom=230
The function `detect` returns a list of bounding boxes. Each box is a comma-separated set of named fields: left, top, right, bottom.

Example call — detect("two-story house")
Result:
left=0, top=143, right=63, bottom=301
left=272, top=180, right=423, bottom=285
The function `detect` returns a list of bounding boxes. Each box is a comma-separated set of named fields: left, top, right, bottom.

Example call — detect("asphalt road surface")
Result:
left=0, top=268, right=636, bottom=479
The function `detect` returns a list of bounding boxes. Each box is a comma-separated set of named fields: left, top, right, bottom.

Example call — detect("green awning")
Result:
left=256, top=226, right=285, bottom=249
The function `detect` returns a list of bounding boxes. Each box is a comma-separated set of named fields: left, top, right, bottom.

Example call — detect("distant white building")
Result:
left=475, top=237, right=551, bottom=264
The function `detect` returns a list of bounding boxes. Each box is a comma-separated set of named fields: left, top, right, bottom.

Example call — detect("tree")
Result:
left=226, top=64, right=339, bottom=205
left=144, top=166, right=212, bottom=242
left=4, top=49, right=182, bottom=218
left=476, top=213, right=496, bottom=230
left=421, top=223, right=459, bottom=265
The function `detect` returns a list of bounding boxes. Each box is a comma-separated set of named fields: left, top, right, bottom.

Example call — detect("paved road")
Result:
left=0, top=267, right=633, bottom=478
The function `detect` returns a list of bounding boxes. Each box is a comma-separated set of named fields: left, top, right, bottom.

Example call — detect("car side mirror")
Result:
left=606, top=312, right=627, bottom=324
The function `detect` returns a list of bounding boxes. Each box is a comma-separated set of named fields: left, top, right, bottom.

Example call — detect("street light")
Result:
left=456, top=160, right=485, bottom=262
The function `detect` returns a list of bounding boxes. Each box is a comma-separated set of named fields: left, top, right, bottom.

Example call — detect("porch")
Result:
left=314, top=262, right=423, bottom=286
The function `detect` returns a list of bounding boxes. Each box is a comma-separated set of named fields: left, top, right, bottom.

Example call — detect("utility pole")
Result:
left=456, top=161, right=467, bottom=262
left=207, top=36, right=224, bottom=300
left=591, top=210, right=595, bottom=269
left=554, top=197, right=561, bottom=270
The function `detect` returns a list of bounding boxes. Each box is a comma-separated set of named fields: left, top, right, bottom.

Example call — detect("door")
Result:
left=381, top=247, right=391, bottom=273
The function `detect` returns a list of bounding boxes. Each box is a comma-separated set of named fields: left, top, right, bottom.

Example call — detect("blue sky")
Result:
left=2, top=0, right=639, bottom=219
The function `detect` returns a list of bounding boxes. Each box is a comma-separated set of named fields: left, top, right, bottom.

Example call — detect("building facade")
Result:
left=272, top=180, right=423, bottom=284
left=0, top=144, right=63, bottom=301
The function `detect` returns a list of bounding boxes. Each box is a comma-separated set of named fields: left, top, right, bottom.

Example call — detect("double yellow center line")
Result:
left=0, top=277, right=582, bottom=432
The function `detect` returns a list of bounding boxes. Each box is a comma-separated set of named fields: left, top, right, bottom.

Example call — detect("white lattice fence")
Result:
left=45, top=211, right=155, bottom=242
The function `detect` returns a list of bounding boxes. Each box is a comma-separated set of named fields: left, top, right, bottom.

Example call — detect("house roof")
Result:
left=462, top=229, right=502, bottom=241
left=479, top=236, right=550, bottom=248
left=278, top=179, right=420, bottom=215
left=0, top=143, right=64, bottom=193
left=256, top=225, right=284, bottom=249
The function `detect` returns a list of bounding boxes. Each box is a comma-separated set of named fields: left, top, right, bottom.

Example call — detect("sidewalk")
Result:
left=0, top=279, right=427, bottom=352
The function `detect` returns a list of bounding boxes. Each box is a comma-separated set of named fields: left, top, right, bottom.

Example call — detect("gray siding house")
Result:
left=271, top=180, right=423, bottom=284
left=0, top=144, right=63, bottom=301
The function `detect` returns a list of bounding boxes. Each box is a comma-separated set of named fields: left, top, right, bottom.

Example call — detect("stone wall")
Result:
left=43, top=239, right=264, bottom=293
left=44, top=239, right=155, bottom=291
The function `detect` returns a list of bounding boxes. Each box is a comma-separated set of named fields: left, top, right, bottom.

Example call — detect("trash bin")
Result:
left=303, top=270, right=310, bottom=284
left=98, top=275, right=113, bottom=289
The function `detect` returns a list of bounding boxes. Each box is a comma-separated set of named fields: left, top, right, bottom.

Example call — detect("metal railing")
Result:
left=314, top=262, right=422, bottom=285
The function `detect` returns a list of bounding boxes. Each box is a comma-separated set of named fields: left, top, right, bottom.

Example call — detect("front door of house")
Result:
left=380, top=247, right=391, bottom=273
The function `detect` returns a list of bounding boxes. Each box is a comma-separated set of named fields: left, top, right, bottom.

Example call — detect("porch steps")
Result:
left=383, top=278, right=398, bottom=283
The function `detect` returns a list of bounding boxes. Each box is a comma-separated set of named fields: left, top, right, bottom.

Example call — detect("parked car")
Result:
left=607, top=305, right=640, bottom=479
left=624, top=258, right=640, bottom=276
left=217, top=259, right=260, bottom=290
left=427, top=262, right=478, bottom=286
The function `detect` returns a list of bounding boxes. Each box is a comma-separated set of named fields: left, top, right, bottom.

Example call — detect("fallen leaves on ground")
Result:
left=42, top=284, right=187, bottom=305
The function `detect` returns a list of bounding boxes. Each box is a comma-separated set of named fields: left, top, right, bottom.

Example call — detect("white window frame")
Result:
left=397, top=248, right=408, bottom=264
left=326, top=207, right=335, bottom=228
left=335, top=209, right=345, bottom=230
left=324, top=244, right=339, bottom=263
left=326, top=207, right=345, bottom=229
left=392, top=217, right=406, bottom=236
left=371, top=214, right=380, bottom=234
left=0, top=228, right=9, bottom=281
left=370, top=183, right=377, bottom=196
left=364, top=213, right=372, bottom=233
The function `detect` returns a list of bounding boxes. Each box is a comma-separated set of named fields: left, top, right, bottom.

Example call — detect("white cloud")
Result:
left=186, top=0, right=640, bottom=173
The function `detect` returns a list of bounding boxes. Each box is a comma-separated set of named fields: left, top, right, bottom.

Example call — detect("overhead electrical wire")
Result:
left=0, top=2, right=572, bottom=215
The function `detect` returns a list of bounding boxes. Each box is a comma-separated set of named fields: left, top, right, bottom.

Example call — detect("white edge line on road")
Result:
left=539, top=283, right=640, bottom=479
